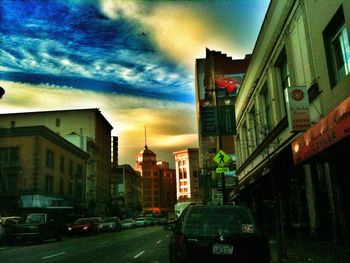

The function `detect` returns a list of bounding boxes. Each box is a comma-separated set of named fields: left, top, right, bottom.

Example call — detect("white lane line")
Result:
left=42, top=252, right=67, bottom=260
left=133, top=250, right=146, bottom=258
left=156, top=240, right=162, bottom=244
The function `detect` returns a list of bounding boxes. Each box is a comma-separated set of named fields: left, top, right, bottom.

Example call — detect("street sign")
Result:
left=216, top=167, right=229, bottom=173
left=213, top=150, right=230, bottom=167
left=200, top=106, right=218, bottom=136
left=219, top=105, right=237, bottom=135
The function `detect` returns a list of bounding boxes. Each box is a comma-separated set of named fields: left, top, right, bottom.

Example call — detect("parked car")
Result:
left=169, top=205, right=270, bottom=263
left=66, top=217, right=101, bottom=236
left=164, top=219, right=177, bottom=230
left=121, top=218, right=135, bottom=229
left=0, top=216, right=21, bottom=243
left=3, top=213, right=62, bottom=244
left=135, top=217, right=148, bottom=227
left=100, top=217, right=122, bottom=232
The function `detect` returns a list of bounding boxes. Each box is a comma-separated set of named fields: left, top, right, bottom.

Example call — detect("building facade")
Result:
left=0, top=108, right=113, bottom=213
left=235, top=0, right=350, bottom=246
left=173, top=148, right=200, bottom=202
left=134, top=145, right=176, bottom=215
left=195, top=48, right=250, bottom=204
left=111, top=164, right=142, bottom=218
left=0, top=126, right=89, bottom=214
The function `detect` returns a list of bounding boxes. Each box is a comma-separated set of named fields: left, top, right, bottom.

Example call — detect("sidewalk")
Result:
left=270, top=236, right=350, bottom=263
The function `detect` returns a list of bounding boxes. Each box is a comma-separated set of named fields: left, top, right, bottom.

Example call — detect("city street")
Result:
left=0, top=226, right=170, bottom=263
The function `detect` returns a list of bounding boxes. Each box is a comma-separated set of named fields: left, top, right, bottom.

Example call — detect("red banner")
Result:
left=291, top=96, right=350, bottom=164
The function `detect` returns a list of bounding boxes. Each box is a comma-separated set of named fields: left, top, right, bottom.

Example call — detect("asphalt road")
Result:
left=0, top=226, right=171, bottom=263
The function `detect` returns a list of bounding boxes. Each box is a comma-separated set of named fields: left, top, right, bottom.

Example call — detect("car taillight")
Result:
left=175, top=233, right=185, bottom=250
left=241, top=224, right=255, bottom=233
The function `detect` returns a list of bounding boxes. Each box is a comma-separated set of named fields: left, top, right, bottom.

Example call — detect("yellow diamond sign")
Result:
left=213, top=150, right=230, bottom=167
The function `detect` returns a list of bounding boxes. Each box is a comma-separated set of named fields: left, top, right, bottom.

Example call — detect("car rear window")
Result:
left=25, top=214, right=46, bottom=224
left=182, top=206, right=256, bottom=236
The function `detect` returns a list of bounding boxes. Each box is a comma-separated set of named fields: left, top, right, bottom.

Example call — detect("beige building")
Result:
left=235, top=0, right=350, bottom=246
left=0, top=126, right=89, bottom=214
left=173, top=149, right=200, bottom=202
left=0, top=108, right=113, bottom=213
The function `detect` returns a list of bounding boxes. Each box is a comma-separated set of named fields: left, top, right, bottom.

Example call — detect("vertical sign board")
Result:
left=219, top=105, right=236, bottom=135
left=285, top=86, right=311, bottom=132
left=200, top=106, right=218, bottom=137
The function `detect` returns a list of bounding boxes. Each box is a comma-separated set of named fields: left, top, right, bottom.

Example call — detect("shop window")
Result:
left=323, top=6, right=350, bottom=86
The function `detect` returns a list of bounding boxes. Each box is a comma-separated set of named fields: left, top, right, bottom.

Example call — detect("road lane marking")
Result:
left=42, top=252, right=67, bottom=260
left=133, top=251, right=145, bottom=258
left=156, top=240, right=162, bottom=243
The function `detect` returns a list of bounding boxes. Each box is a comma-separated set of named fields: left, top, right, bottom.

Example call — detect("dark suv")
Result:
left=169, top=205, right=270, bottom=263
left=4, top=213, right=62, bottom=244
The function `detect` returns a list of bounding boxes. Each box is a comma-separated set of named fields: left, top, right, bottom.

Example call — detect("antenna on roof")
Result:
left=144, top=125, right=147, bottom=149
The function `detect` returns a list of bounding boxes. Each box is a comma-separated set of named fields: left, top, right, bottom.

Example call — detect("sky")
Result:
left=0, top=0, right=270, bottom=167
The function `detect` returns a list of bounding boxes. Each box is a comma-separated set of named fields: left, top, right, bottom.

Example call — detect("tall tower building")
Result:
left=134, top=144, right=159, bottom=213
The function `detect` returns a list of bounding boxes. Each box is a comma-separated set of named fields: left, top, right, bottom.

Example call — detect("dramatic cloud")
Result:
left=0, top=0, right=270, bottom=165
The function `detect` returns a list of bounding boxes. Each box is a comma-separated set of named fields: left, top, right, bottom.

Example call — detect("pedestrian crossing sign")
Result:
left=213, top=150, right=230, bottom=167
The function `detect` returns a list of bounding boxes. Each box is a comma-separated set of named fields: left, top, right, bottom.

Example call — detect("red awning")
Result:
left=291, top=96, right=350, bottom=164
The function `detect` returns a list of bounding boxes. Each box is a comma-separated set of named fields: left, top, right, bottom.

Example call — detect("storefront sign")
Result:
left=285, top=86, right=311, bottom=132
left=291, top=95, right=350, bottom=164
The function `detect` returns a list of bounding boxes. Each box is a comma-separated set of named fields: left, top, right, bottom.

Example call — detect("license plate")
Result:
left=212, top=244, right=233, bottom=255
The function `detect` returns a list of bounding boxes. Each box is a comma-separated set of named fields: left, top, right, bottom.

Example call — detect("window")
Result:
left=0, top=173, right=18, bottom=192
left=69, top=160, right=73, bottom=176
left=240, top=123, right=248, bottom=161
left=46, top=150, right=55, bottom=169
left=56, top=118, right=60, bottom=127
left=77, top=164, right=83, bottom=176
left=68, top=181, right=73, bottom=195
left=60, top=156, right=64, bottom=173
left=248, top=106, right=258, bottom=148
left=0, top=147, right=19, bottom=165
left=59, top=179, right=64, bottom=195
left=324, top=6, right=350, bottom=86
left=45, top=175, right=53, bottom=193
left=10, top=121, right=15, bottom=128
left=278, top=50, right=291, bottom=90
left=258, top=83, right=272, bottom=136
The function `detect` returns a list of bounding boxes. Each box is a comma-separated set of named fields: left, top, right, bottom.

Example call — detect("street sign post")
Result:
left=213, top=150, right=230, bottom=167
